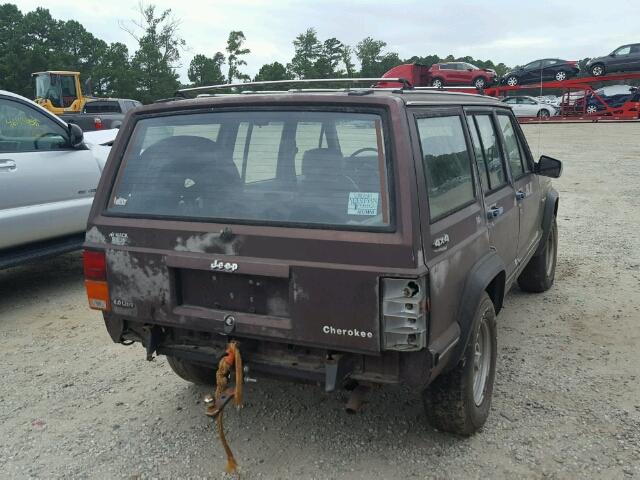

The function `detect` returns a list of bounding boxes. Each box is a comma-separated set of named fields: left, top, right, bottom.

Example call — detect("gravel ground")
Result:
left=1, top=123, right=639, bottom=479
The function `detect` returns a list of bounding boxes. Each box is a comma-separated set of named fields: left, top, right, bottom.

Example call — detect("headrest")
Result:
left=146, top=135, right=240, bottom=187
left=301, top=148, right=343, bottom=178
left=142, top=135, right=218, bottom=163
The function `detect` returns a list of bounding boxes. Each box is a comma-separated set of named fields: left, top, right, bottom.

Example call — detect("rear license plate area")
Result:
left=176, top=269, right=290, bottom=318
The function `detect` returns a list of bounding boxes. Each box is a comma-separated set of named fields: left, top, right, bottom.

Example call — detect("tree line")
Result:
left=0, top=3, right=511, bottom=104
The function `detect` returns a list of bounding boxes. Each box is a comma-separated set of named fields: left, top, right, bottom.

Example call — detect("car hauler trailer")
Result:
left=380, top=64, right=640, bottom=123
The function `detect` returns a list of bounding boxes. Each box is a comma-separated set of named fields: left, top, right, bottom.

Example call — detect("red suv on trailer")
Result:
left=429, top=62, right=497, bottom=89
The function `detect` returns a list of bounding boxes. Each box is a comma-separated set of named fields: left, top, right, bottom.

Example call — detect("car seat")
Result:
left=126, top=135, right=241, bottom=216
left=293, top=148, right=356, bottom=223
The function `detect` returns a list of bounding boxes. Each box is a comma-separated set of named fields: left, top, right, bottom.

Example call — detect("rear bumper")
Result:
left=104, top=316, right=435, bottom=388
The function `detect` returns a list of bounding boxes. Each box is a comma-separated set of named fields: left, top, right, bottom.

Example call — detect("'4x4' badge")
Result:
left=211, top=259, right=238, bottom=272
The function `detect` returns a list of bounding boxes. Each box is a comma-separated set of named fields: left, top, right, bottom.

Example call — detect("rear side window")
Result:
left=466, top=116, right=489, bottom=193
left=497, top=114, right=525, bottom=177
left=108, top=110, right=391, bottom=230
left=467, top=114, right=508, bottom=192
left=416, top=115, right=475, bottom=221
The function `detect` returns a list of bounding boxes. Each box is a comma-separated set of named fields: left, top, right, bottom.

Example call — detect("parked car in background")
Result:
left=62, top=98, right=141, bottom=132
left=535, top=95, right=561, bottom=108
left=0, top=90, right=116, bottom=269
left=428, top=62, right=497, bottom=88
left=502, top=59, right=580, bottom=86
left=586, top=43, right=640, bottom=77
left=502, top=96, right=558, bottom=117
left=581, top=87, right=640, bottom=114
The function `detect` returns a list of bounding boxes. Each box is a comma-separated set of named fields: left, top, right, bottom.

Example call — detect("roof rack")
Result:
left=175, top=77, right=411, bottom=96
left=411, top=86, right=478, bottom=91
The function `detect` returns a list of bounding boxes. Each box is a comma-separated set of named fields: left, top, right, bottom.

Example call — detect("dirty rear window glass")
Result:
left=109, top=110, right=391, bottom=229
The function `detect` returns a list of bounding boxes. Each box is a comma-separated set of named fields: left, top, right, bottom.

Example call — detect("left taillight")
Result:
left=93, top=117, right=103, bottom=130
left=380, top=277, right=428, bottom=351
left=83, top=250, right=110, bottom=311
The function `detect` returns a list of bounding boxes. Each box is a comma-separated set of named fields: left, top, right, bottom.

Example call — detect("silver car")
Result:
left=501, top=96, right=558, bottom=118
left=0, top=90, right=115, bottom=268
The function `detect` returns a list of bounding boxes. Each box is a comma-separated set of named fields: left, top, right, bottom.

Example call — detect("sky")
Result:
left=13, top=0, right=640, bottom=82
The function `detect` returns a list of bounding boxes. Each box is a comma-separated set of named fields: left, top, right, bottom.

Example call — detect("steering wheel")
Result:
left=349, top=147, right=378, bottom=158
left=34, top=132, right=63, bottom=150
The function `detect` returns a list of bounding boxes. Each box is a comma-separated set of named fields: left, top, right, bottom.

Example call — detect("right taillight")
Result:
left=381, top=277, right=428, bottom=351
left=83, top=250, right=110, bottom=311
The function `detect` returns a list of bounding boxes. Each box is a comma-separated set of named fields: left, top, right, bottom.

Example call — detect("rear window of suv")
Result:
left=83, top=101, right=122, bottom=114
left=108, top=110, right=392, bottom=230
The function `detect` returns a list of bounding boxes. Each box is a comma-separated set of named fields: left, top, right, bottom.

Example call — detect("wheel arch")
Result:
left=449, top=251, right=506, bottom=367
left=534, top=187, right=559, bottom=257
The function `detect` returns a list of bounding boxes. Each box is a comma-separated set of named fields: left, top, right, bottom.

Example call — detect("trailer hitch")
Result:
left=204, top=387, right=235, bottom=418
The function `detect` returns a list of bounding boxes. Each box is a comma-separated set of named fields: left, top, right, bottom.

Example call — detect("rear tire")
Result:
left=591, top=64, right=605, bottom=77
left=555, top=70, right=567, bottom=81
left=166, top=355, right=216, bottom=385
left=422, top=292, right=497, bottom=436
left=473, top=77, right=486, bottom=89
left=518, top=218, right=557, bottom=293
left=506, top=75, right=518, bottom=86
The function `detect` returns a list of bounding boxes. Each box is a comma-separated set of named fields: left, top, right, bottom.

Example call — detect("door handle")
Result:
left=0, top=159, right=16, bottom=171
left=516, top=190, right=526, bottom=200
left=487, top=206, right=504, bottom=219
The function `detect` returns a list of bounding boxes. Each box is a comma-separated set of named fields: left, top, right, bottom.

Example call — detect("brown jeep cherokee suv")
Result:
left=83, top=81, right=561, bottom=435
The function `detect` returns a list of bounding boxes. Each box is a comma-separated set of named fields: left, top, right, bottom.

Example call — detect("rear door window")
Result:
left=467, top=114, right=508, bottom=192
left=108, top=110, right=392, bottom=230
left=497, top=114, right=525, bottom=177
left=416, top=115, right=475, bottom=221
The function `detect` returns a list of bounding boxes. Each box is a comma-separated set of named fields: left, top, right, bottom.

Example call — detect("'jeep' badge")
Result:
left=211, top=259, right=238, bottom=272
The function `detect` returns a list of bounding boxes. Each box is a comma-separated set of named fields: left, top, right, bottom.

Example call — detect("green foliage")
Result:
left=288, top=28, right=323, bottom=79
left=287, top=28, right=355, bottom=80
left=226, top=31, right=250, bottom=83
left=254, top=62, right=292, bottom=82
left=0, top=5, right=521, bottom=103
left=188, top=53, right=225, bottom=86
left=356, top=37, right=391, bottom=77
left=92, top=43, right=136, bottom=98
left=124, top=4, right=184, bottom=103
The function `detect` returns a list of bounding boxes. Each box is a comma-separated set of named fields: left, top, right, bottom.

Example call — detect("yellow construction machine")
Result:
left=32, top=71, right=92, bottom=115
